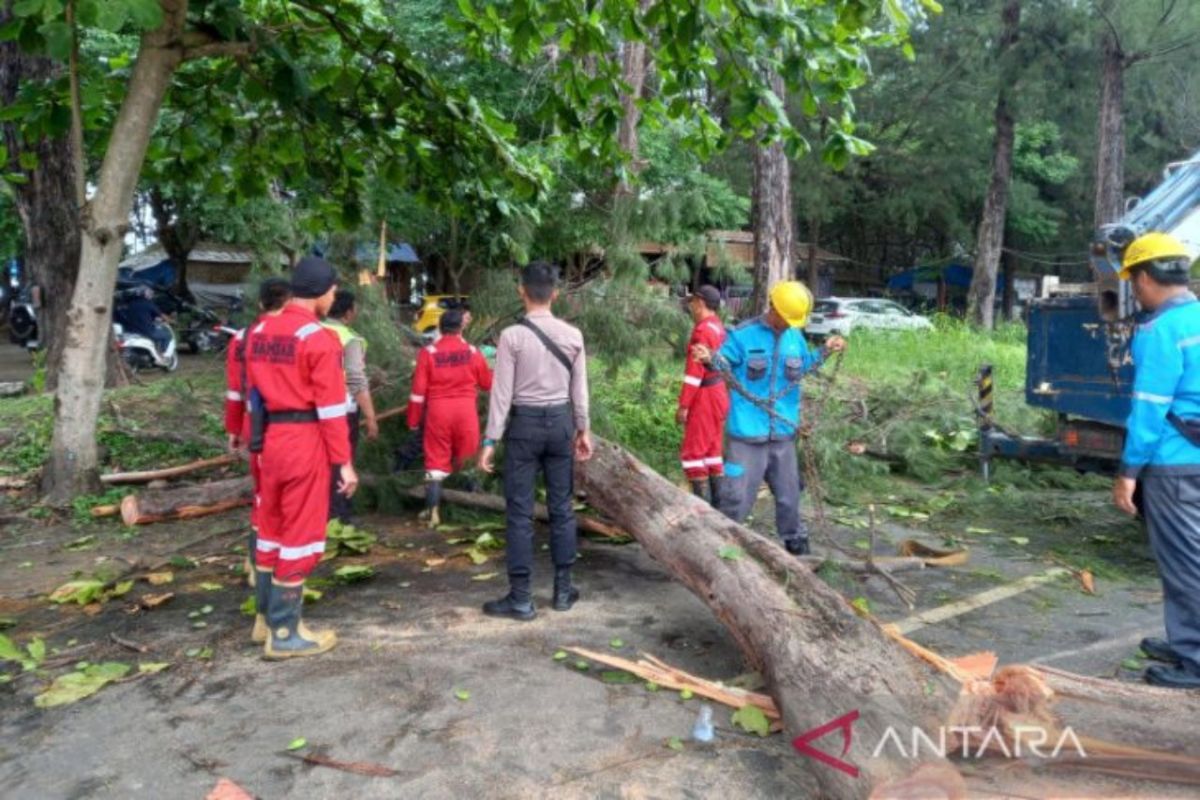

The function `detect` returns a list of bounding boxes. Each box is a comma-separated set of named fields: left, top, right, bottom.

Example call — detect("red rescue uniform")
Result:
left=679, top=316, right=729, bottom=480
left=245, top=305, right=351, bottom=581
left=406, top=334, right=493, bottom=478
left=224, top=328, right=263, bottom=532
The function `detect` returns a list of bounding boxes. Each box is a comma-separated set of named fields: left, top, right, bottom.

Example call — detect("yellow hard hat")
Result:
left=769, top=281, right=814, bottom=328
left=1120, top=231, right=1190, bottom=280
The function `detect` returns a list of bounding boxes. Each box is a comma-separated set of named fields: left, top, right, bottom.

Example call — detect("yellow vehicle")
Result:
left=414, top=294, right=470, bottom=336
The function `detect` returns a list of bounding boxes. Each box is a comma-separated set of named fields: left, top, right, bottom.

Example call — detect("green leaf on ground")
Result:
left=666, top=736, right=684, bottom=751
left=445, top=537, right=471, bottom=545
left=48, top=580, right=107, bottom=605
left=110, top=581, right=134, bottom=598
left=1120, top=657, right=1142, bottom=671
left=138, top=662, right=170, bottom=674
left=965, top=527, right=994, bottom=535
left=333, top=565, right=375, bottom=583
left=599, top=670, right=636, bottom=684
left=169, top=556, right=197, bottom=570
left=303, top=587, right=322, bottom=603
left=680, top=689, right=694, bottom=700
left=850, top=596, right=871, bottom=616
left=731, top=705, right=770, bottom=737
left=575, top=660, right=589, bottom=671
left=609, top=638, right=624, bottom=649
left=199, top=582, right=223, bottom=591
left=464, top=547, right=489, bottom=565
left=34, top=662, right=131, bottom=708
left=1009, top=536, right=1030, bottom=546
left=64, top=535, right=97, bottom=551
left=470, top=572, right=498, bottom=581
left=199, top=605, right=214, bottom=615
left=552, top=650, right=568, bottom=661
left=645, top=682, right=659, bottom=692
left=240, top=597, right=256, bottom=616
left=286, top=737, right=307, bottom=751
left=852, top=539, right=870, bottom=550
left=717, top=545, right=743, bottom=561
left=454, top=688, right=470, bottom=701
left=473, top=532, right=503, bottom=550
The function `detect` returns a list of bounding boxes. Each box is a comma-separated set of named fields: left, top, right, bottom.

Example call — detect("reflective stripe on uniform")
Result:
left=410, top=394, right=426, bottom=404
left=703, top=457, right=724, bottom=466
left=295, top=322, right=324, bottom=340
left=277, top=541, right=326, bottom=560
left=256, top=538, right=280, bottom=553
left=226, top=390, right=243, bottom=401
left=683, top=376, right=702, bottom=387
left=1134, top=391, right=1173, bottom=405
left=681, top=459, right=706, bottom=469
left=316, top=402, right=348, bottom=419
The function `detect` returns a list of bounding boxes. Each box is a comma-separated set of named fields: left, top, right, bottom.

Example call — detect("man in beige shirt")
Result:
left=479, top=262, right=592, bottom=620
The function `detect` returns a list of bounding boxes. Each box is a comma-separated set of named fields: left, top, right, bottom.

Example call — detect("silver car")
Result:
left=806, top=297, right=933, bottom=337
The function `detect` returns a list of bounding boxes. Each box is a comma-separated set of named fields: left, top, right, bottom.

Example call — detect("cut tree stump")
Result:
left=120, top=477, right=252, bottom=526
left=101, top=454, right=239, bottom=485
left=577, top=438, right=957, bottom=796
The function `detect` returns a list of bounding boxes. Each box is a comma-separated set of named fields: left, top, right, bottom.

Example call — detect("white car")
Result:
left=806, top=297, right=933, bottom=337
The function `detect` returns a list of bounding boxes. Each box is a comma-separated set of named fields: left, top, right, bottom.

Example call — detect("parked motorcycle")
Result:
left=7, top=286, right=38, bottom=348
left=113, top=321, right=179, bottom=373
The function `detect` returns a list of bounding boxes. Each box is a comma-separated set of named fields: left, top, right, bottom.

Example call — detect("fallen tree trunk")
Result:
left=120, top=477, right=252, bottom=526
left=101, top=454, right=239, bottom=485
left=577, top=438, right=957, bottom=796
left=405, top=486, right=628, bottom=539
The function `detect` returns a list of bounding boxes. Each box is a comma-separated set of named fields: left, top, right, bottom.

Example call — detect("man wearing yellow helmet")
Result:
left=693, top=281, right=845, bottom=555
left=1111, top=231, right=1200, bottom=689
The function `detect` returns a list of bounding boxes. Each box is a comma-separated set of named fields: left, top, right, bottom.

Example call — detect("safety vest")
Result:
left=322, top=319, right=366, bottom=412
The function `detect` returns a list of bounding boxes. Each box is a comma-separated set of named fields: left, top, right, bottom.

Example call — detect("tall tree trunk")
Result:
left=614, top=0, right=653, bottom=199
left=148, top=186, right=200, bottom=299
left=1094, top=30, right=1125, bottom=228
left=806, top=218, right=822, bottom=296
left=0, top=4, right=81, bottom=388
left=751, top=71, right=792, bottom=316
left=966, top=0, right=1020, bottom=330
left=44, top=2, right=188, bottom=504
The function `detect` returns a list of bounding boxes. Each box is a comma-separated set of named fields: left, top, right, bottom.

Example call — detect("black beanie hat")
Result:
left=290, top=256, right=338, bottom=299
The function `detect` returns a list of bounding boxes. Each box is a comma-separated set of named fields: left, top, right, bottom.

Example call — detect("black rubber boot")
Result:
left=422, top=480, right=443, bottom=527
left=1141, top=637, right=1183, bottom=664
left=690, top=481, right=709, bottom=502
left=785, top=537, right=811, bottom=556
left=483, top=579, right=536, bottom=621
left=263, top=581, right=337, bottom=659
left=553, top=567, right=580, bottom=611
left=708, top=476, right=723, bottom=508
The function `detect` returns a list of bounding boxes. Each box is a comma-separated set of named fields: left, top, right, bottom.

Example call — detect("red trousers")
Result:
left=681, top=385, right=729, bottom=480
left=255, top=426, right=331, bottom=582
left=424, top=399, right=480, bottom=479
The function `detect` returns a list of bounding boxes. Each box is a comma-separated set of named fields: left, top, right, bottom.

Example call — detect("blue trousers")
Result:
left=1142, top=473, right=1200, bottom=674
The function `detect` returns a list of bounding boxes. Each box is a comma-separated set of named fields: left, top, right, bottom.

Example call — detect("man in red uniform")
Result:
left=677, top=285, right=729, bottom=505
left=407, top=309, right=493, bottom=525
left=224, top=278, right=290, bottom=629
left=245, top=257, right=358, bottom=660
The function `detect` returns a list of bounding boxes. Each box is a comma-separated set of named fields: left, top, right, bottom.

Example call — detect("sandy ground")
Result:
left=0, top=488, right=1183, bottom=800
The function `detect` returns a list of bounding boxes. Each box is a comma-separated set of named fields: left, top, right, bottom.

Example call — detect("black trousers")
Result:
left=328, top=410, right=360, bottom=524
left=503, top=406, right=577, bottom=590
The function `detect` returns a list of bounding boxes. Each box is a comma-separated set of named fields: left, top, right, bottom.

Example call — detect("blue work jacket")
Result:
left=1120, top=291, right=1200, bottom=478
left=716, top=317, right=824, bottom=442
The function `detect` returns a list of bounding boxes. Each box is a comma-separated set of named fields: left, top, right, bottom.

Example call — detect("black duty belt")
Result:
left=267, top=409, right=319, bottom=424
left=700, top=373, right=724, bottom=387
left=511, top=403, right=571, bottom=418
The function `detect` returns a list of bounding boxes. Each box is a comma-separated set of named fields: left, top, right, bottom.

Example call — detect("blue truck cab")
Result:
left=980, top=150, right=1200, bottom=474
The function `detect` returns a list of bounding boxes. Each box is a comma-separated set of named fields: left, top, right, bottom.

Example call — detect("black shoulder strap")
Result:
left=519, top=317, right=573, bottom=376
